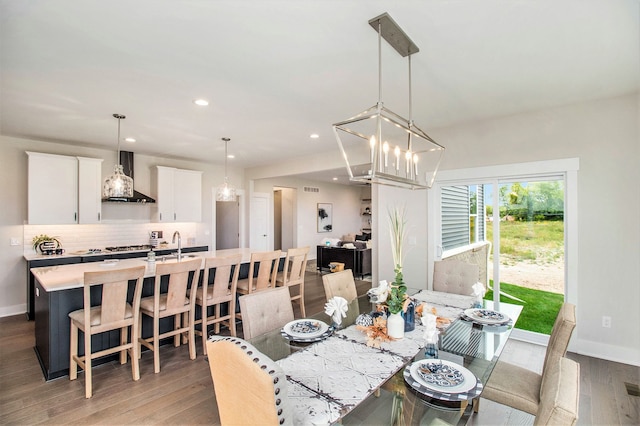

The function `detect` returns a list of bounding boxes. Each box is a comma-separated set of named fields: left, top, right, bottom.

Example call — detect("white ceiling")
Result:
left=1, top=0, right=638, bottom=175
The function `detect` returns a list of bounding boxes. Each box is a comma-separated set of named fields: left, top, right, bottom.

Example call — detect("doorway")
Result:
left=216, top=200, right=239, bottom=249
left=273, top=187, right=296, bottom=252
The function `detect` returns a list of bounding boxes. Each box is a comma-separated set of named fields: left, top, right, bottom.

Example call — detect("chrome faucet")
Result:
left=172, top=231, right=182, bottom=261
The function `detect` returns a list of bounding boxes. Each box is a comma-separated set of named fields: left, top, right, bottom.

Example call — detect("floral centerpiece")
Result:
left=363, top=206, right=414, bottom=340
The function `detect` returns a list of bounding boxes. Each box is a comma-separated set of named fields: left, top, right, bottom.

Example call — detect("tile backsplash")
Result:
left=24, top=223, right=199, bottom=254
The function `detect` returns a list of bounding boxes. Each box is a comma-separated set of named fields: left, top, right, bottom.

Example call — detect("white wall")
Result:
left=0, top=135, right=243, bottom=317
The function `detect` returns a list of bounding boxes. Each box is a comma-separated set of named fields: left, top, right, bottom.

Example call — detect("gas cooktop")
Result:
left=105, top=245, right=153, bottom=252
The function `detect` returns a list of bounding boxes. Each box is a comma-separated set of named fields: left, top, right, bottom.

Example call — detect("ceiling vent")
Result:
left=303, top=186, right=320, bottom=193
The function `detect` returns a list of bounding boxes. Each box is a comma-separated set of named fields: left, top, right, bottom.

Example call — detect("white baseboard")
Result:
left=507, top=330, right=639, bottom=367
left=0, top=303, right=26, bottom=319
left=571, top=338, right=640, bottom=367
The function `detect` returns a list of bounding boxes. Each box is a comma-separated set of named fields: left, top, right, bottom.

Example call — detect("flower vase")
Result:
left=402, top=300, right=415, bottom=332
left=387, top=312, right=404, bottom=339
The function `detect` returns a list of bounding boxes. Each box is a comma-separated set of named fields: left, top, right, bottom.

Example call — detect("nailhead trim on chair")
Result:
left=209, top=335, right=290, bottom=425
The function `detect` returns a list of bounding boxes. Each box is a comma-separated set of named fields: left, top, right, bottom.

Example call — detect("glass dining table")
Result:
left=247, top=290, right=523, bottom=426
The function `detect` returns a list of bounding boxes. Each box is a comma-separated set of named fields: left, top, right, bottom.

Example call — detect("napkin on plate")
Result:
left=422, top=312, right=439, bottom=343
left=471, top=282, right=485, bottom=308
left=324, top=296, right=348, bottom=326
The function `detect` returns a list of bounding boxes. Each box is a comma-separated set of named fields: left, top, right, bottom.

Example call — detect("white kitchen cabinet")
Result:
left=77, top=157, right=103, bottom=224
left=27, top=152, right=78, bottom=225
left=152, top=166, right=202, bottom=222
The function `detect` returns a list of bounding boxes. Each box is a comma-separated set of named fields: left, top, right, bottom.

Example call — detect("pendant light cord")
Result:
left=377, top=19, right=382, bottom=106
left=113, top=113, right=125, bottom=166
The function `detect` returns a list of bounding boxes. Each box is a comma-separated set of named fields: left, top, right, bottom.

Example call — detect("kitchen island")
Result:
left=31, top=248, right=281, bottom=380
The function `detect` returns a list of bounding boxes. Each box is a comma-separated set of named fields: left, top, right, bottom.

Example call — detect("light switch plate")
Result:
left=10, top=237, right=20, bottom=246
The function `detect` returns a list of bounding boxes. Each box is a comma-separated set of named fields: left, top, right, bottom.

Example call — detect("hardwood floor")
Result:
left=1, top=271, right=638, bottom=425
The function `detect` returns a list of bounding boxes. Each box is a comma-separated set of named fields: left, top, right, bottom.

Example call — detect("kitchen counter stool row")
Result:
left=65, top=246, right=311, bottom=399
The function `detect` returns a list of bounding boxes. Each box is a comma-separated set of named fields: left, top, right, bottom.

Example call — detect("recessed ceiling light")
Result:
left=310, top=133, right=319, bottom=139
left=332, top=177, right=338, bottom=181
left=124, top=137, right=136, bottom=143
left=227, top=154, right=235, bottom=159
left=193, top=99, right=209, bottom=106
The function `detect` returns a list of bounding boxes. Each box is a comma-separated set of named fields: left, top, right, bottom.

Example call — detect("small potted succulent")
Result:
left=32, top=234, right=61, bottom=255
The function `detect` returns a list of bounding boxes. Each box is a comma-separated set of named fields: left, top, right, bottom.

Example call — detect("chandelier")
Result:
left=332, top=13, right=444, bottom=189
left=216, top=137, right=237, bottom=202
left=103, top=113, right=134, bottom=198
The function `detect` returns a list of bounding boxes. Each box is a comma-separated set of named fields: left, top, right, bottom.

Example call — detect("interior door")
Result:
left=216, top=200, right=239, bottom=249
left=250, top=193, right=270, bottom=251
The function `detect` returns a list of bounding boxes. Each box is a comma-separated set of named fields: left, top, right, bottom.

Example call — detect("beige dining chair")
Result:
left=238, top=287, right=294, bottom=340
left=480, top=302, right=577, bottom=414
left=69, top=265, right=146, bottom=398
left=275, top=246, right=309, bottom=317
left=206, top=336, right=291, bottom=425
left=534, top=357, right=580, bottom=425
left=322, top=269, right=358, bottom=303
left=194, top=254, right=242, bottom=355
left=138, top=257, right=202, bottom=373
left=432, top=259, right=480, bottom=295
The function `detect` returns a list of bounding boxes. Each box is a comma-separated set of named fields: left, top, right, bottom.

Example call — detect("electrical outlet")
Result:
left=10, top=237, right=20, bottom=246
left=602, top=316, right=612, bottom=328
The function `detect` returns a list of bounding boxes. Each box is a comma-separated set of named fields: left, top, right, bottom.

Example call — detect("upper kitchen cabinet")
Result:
left=77, top=157, right=103, bottom=224
left=27, top=152, right=104, bottom=225
left=152, top=166, right=202, bottom=222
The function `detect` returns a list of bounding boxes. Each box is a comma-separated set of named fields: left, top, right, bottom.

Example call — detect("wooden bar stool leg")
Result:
left=153, top=317, right=160, bottom=374
left=174, top=314, right=181, bottom=347
left=69, top=322, right=78, bottom=380
left=119, top=326, right=127, bottom=364
left=84, top=329, right=92, bottom=398
left=131, top=320, right=140, bottom=381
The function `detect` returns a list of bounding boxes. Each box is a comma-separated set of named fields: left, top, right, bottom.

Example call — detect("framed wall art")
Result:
left=317, top=203, right=333, bottom=233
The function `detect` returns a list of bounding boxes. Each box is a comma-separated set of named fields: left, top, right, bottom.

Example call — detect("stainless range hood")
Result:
left=102, top=151, right=156, bottom=203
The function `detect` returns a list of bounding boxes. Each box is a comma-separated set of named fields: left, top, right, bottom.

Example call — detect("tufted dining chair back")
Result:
left=322, top=269, right=358, bottom=303
left=238, top=286, right=294, bottom=340
left=432, top=259, right=480, bottom=295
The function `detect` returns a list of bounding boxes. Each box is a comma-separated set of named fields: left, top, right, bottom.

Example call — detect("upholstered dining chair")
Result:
left=322, top=269, right=358, bottom=303
left=69, top=265, right=146, bottom=398
left=206, top=336, right=292, bottom=425
left=138, top=257, right=202, bottom=373
left=432, top=259, right=480, bottom=295
left=194, top=253, right=242, bottom=355
left=275, top=246, right=309, bottom=317
left=238, top=287, right=294, bottom=340
left=480, top=302, right=577, bottom=414
left=534, top=357, right=580, bottom=425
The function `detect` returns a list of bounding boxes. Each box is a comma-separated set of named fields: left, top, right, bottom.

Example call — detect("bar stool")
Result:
left=138, top=257, right=202, bottom=373
left=69, top=265, right=146, bottom=398
left=194, top=253, right=242, bottom=355
left=275, top=246, right=309, bottom=317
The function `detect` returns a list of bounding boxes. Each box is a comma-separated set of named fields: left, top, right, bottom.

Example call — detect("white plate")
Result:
left=464, top=308, right=510, bottom=325
left=283, top=319, right=329, bottom=339
left=409, top=359, right=477, bottom=394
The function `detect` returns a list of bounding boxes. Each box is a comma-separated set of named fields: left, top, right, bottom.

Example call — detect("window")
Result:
left=441, top=184, right=485, bottom=251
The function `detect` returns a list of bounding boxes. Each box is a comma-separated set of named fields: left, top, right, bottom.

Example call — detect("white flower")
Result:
left=367, top=280, right=390, bottom=303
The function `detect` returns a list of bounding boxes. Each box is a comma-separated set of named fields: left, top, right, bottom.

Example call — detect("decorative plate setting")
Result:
left=463, top=308, right=510, bottom=325
left=405, top=359, right=478, bottom=396
left=409, top=359, right=477, bottom=394
left=404, top=360, right=483, bottom=402
left=283, top=320, right=330, bottom=340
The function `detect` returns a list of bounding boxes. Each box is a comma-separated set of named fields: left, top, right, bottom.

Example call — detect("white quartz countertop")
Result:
left=31, top=248, right=258, bottom=292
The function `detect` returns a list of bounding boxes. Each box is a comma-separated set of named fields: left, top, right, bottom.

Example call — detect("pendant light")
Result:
left=332, top=13, right=445, bottom=189
left=216, top=137, right=237, bottom=202
left=102, top=114, right=134, bottom=199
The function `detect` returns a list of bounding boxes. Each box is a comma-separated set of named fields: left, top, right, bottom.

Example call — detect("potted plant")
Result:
left=386, top=206, right=409, bottom=338
left=32, top=234, right=61, bottom=254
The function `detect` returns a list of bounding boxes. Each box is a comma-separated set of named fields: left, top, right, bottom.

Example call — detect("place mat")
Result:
left=403, top=362, right=483, bottom=402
